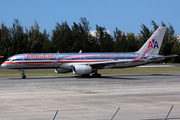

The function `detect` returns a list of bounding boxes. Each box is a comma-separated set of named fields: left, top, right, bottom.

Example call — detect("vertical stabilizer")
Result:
left=137, top=26, right=167, bottom=55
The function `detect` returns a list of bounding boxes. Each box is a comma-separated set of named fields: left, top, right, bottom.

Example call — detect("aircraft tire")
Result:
left=92, top=74, right=101, bottom=78
left=22, top=76, right=26, bottom=79
left=98, top=74, right=101, bottom=77
left=81, top=74, right=90, bottom=77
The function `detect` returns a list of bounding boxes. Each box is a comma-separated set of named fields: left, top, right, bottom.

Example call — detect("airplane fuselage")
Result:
left=1, top=52, right=161, bottom=70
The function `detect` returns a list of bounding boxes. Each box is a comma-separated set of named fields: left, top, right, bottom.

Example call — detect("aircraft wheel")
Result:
left=92, top=74, right=101, bottom=78
left=97, top=74, right=101, bottom=77
left=81, top=74, right=90, bottom=77
left=22, top=75, right=26, bottom=79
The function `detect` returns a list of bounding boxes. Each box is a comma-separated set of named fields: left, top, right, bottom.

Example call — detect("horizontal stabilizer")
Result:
left=148, top=55, right=178, bottom=61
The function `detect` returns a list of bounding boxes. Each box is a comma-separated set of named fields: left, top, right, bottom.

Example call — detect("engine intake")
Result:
left=72, top=65, right=92, bottom=75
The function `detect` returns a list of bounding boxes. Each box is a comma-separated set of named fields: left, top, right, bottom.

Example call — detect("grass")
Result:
left=0, top=69, right=73, bottom=77
left=0, top=67, right=180, bottom=77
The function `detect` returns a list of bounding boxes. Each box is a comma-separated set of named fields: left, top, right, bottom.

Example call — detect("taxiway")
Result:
left=0, top=74, right=180, bottom=120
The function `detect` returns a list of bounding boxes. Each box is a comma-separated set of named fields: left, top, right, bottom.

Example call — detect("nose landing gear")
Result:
left=19, top=69, right=26, bottom=79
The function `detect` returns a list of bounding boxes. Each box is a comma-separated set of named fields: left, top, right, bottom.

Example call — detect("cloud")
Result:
left=88, top=30, right=110, bottom=37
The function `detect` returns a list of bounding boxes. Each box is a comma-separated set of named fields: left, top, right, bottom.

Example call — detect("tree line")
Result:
left=0, top=17, right=180, bottom=63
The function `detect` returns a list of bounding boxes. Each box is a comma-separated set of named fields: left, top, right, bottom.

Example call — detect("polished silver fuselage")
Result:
left=1, top=52, right=162, bottom=71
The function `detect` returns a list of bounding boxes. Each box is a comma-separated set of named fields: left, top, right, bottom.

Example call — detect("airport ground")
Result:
left=0, top=72, right=180, bottom=120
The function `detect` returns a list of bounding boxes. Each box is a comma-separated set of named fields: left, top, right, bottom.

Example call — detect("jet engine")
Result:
left=72, top=65, right=92, bottom=75
left=55, top=68, right=71, bottom=73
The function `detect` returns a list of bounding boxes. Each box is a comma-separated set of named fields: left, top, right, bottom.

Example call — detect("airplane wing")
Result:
left=85, top=55, right=178, bottom=68
left=86, top=51, right=149, bottom=68
left=86, top=59, right=145, bottom=68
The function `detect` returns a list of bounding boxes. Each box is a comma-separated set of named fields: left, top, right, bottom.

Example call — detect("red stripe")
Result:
left=132, top=60, right=144, bottom=62
left=2, top=62, right=21, bottom=64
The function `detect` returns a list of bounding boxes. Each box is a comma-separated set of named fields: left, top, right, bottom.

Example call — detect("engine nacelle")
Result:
left=55, top=68, right=71, bottom=74
left=72, top=65, right=92, bottom=75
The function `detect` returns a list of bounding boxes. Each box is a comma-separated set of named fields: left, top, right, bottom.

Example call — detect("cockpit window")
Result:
left=6, top=59, right=14, bottom=61
left=6, top=59, right=10, bottom=61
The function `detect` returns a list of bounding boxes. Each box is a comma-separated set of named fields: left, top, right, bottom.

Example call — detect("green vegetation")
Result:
left=1, top=18, right=180, bottom=64
left=0, top=67, right=180, bottom=77
left=0, top=69, right=73, bottom=77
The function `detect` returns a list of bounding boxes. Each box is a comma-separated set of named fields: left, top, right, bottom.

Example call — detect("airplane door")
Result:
left=55, top=55, right=60, bottom=68
left=21, top=56, right=24, bottom=67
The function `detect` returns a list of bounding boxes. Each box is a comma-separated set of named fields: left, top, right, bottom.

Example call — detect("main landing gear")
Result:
left=92, top=68, right=101, bottom=78
left=19, top=69, right=26, bottom=79
left=80, top=68, right=101, bottom=78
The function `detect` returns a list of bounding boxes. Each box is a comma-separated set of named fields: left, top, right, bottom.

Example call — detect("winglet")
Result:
left=139, top=49, right=148, bottom=59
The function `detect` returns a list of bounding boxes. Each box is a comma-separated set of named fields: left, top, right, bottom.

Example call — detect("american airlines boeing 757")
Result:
left=1, top=26, right=177, bottom=78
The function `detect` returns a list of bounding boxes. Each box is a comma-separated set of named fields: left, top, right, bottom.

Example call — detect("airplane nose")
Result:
left=1, top=63, right=6, bottom=68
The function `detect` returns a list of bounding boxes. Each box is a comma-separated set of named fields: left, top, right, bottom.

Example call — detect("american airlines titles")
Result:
left=27, top=54, right=54, bottom=59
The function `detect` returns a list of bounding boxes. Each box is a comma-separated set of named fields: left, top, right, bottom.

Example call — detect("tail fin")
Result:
left=137, top=26, right=167, bottom=55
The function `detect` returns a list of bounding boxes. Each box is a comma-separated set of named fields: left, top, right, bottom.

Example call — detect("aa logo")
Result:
left=148, top=36, right=159, bottom=48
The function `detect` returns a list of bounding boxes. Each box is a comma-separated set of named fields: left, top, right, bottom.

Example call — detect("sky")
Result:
left=0, top=0, right=180, bottom=36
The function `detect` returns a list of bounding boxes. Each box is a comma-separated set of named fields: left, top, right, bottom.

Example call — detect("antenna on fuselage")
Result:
left=79, top=50, right=82, bottom=53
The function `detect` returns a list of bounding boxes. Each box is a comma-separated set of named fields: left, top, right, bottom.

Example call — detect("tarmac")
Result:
left=0, top=73, right=180, bottom=120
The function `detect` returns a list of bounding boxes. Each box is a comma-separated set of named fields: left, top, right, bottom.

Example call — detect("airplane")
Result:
left=1, top=26, right=177, bottom=79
